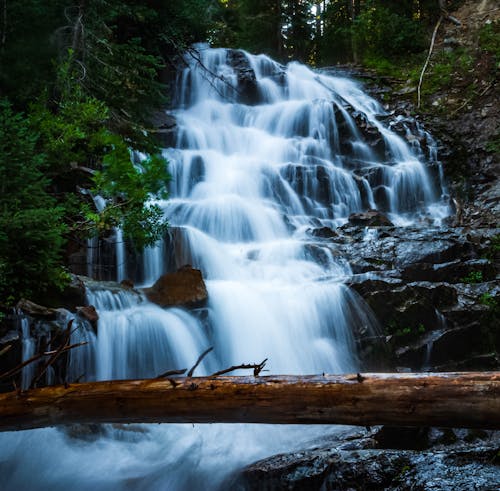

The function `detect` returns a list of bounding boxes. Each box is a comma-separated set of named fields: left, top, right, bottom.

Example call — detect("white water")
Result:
left=0, top=46, right=448, bottom=490
left=19, top=316, right=35, bottom=390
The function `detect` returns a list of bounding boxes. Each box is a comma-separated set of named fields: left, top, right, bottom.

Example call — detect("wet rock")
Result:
left=402, top=258, right=496, bottom=283
left=308, top=226, right=338, bottom=239
left=235, top=429, right=500, bottom=491
left=143, top=265, right=208, bottom=308
left=345, top=226, right=499, bottom=371
left=120, top=279, right=135, bottom=289
left=76, top=305, right=99, bottom=332
left=348, top=209, right=394, bottom=227
left=228, top=50, right=259, bottom=105
left=374, top=426, right=430, bottom=450
left=16, top=299, right=57, bottom=320
left=37, top=274, right=87, bottom=310
left=0, top=328, right=21, bottom=392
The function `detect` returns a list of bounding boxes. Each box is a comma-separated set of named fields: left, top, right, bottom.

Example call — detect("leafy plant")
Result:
left=461, top=271, right=484, bottom=284
left=479, top=292, right=498, bottom=309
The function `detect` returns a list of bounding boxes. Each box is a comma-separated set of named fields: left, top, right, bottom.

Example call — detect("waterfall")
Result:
left=19, top=316, right=35, bottom=390
left=0, top=46, right=448, bottom=490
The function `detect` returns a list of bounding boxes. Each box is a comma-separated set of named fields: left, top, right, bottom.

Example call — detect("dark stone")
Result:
left=37, top=274, right=87, bottom=310
left=308, top=226, right=338, bottom=239
left=228, top=50, right=259, bottom=105
left=16, top=299, right=57, bottom=320
left=120, top=279, right=135, bottom=289
left=234, top=434, right=500, bottom=491
left=348, top=209, right=394, bottom=227
left=234, top=429, right=500, bottom=491
left=402, top=259, right=496, bottom=283
left=76, top=305, right=99, bottom=332
left=142, top=265, right=208, bottom=308
left=374, top=426, right=430, bottom=450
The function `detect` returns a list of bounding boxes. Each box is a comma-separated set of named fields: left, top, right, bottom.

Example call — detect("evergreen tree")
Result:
left=0, top=101, right=67, bottom=301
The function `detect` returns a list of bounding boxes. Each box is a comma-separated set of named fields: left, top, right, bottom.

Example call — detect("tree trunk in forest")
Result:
left=347, top=0, right=359, bottom=63
left=0, top=372, right=499, bottom=432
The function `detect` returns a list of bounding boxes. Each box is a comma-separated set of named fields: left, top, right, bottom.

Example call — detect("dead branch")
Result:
left=187, top=347, right=213, bottom=377
left=418, top=15, right=443, bottom=108
left=450, top=81, right=494, bottom=116
left=156, top=368, right=187, bottom=379
left=0, top=344, right=12, bottom=357
left=30, top=320, right=74, bottom=388
left=185, top=47, right=243, bottom=102
left=0, top=342, right=88, bottom=382
left=210, top=358, right=268, bottom=377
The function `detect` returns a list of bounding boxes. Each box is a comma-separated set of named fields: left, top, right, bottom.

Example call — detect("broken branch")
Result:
left=210, top=358, right=268, bottom=377
left=187, top=347, right=213, bottom=377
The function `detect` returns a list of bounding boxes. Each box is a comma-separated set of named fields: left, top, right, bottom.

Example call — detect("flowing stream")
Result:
left=0, top=46, right=448, bottom=490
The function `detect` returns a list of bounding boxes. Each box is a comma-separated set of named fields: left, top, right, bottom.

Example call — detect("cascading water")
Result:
left=0, top=46, right=448, bottom=490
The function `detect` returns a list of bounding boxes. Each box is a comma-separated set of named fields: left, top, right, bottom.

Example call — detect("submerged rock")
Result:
left=142, top=265, right=208, bottom=308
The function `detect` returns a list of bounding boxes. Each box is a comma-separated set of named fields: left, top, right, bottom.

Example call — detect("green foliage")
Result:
left=485, top=131, right=500, bottom=155
left=352, top=2, right=426, bottom=59
left=479, top=21, right=500, bottom=60
left=0, top=0, right=67, bottom=105
left=422, top=48, right=475, bottom=97
left=30, top=61, right=170, bottom=250
left=479, top=292, right=498, bottom=310
left=386, top=320, right=426, bottom=339
left=281, top=1, right=314, bottom=62
left=319, top=1, right=353, bottom=64
left=92, top=142, right=170, bottom=249
left=231, top=0, right=285, bottom=58
left=0, top=100, right=68, bottom=302
left=461, top=271, right=484, bottom=284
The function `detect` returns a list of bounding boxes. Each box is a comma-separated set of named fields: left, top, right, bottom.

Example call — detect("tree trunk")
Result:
left=0, top=372, right=498, bottom=432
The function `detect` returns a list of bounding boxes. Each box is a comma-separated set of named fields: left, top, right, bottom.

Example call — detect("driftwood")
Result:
left=0, top=372, right=498, bottom=432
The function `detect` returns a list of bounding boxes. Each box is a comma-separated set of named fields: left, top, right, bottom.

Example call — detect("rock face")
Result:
left=234, top=427, right=500, bottom=491
left=142, top=265, right=208, bottom=308
left=303, top=224, right=500, bottom=372
left=338, top=225, right=500, bottom=372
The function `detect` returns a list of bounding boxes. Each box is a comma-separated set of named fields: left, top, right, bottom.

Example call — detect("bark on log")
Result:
left=0, top=372, right=498, bottom=432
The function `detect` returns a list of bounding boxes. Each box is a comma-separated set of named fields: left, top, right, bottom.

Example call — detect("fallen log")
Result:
left=0, top=372, right=498, bottom=432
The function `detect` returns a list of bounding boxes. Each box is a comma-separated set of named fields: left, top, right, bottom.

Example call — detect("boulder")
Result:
left=76, top=305, right=99, bottom=332
left=16, top=299, right=57, bottom=320
left=348, top=209, right=394, bottom=227
left=308, top=226, right=339, bottom=239
left=142, top=265, right=208, bottom=308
